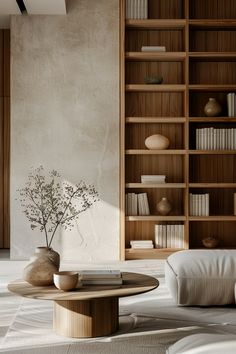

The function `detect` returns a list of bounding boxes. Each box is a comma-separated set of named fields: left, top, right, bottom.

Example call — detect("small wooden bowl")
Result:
left=53, top=271, right=79, bottom=291
left=202, top=237, right=219, bottom=248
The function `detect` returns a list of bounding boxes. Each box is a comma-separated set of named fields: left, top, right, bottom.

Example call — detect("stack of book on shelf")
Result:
left=125, top=192, right=150, bottom=215
left=155, top=224, right=184, bottom=248
left=141, top=175, right=166, bottom=184
left=227, top=93, right=236, bottom=117
left=130, top=240, right=154, bottom=249
left=80, top=270, right=123, bottom=285
left=189, top=193, right=209, bottom=216
left=126, top=0, right=148, bottom=19
left=196, top=127, right=236, bottom=150
left=141, top=46, right=166, bottom=52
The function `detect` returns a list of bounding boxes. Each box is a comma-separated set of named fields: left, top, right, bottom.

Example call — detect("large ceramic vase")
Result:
left=204, top=98, right=222, bottom=117
left=23, top=247, right=60, bottom=286
left=156, top=197, right=172, bottom=216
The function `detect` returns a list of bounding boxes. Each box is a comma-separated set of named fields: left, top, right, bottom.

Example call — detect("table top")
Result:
left=8, top=272, right=159, bottom=301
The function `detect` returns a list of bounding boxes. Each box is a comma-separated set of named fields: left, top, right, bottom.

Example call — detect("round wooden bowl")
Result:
left=202, top=237, right=219, bottom=248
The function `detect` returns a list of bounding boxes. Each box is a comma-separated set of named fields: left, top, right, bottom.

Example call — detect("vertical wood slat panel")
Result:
left=0, top=98, right=4, bottom=248
left=3, top=97, right=10, bottom=248
left=0, top=31, right=3, bottom=97
left=3, top=30, right=10, bottom=98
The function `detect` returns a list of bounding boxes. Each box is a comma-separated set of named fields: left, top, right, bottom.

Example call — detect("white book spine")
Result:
left=143, top=193, right=150, bottom=215
left=234, top=128, right=236, bottom=150
left=166, top=224, right=171, bottom=248
left=199, top=129, right=203, bottom=150
left=155, top=225, right=160, bottom=248
left=192, top=194, right=196, bottom=216
left=130, top=0, right=134, bottom=19
left=213, top=129, right=217, bottom=150
left=196, top=129, right=199, bottom=149
left=203, top=128, right=207, bottom=150
left=196, top=194, right=200, bottom=216
left=233, top=93, right=235, bottom=117
left=216, top=129, right=220, bottom=150
left=205, top=193, right=209, bottom=216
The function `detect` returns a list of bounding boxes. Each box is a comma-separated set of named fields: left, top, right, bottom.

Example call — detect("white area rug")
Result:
left=1, top=260, right=236, bottom=353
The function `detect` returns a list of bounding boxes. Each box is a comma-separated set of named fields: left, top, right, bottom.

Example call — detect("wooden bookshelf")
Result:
left=120, top=0, right=236, bottom=259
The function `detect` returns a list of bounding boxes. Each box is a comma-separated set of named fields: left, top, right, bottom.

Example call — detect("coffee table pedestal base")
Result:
left=53, top=297, right=118, bottom=338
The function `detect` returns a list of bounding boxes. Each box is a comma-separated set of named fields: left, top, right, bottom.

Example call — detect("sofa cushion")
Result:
left=165, top=250, right=236, bottom=305
left=166, top=334, right=236, bottom=354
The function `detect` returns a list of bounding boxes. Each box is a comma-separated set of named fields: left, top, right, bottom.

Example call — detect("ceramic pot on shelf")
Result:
left=156, top=197, right=172, bottom=216
left=23, top=246, right=60, bottom=286
left=145, top=134, right=170, bottom=150
left=204, top=98, right=222, bottom=117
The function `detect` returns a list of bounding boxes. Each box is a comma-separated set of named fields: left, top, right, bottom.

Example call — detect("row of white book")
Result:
left=125, top=193, right=150, bottom=215
left=141, top=175, right=166, bottom=184
left=126, top=0, right=148, bottom=19
left=141, top=46, right=166, bottom=52
left=155, top=224, right=185, bottom=249
left=227, top=93, right=236, bottom=117
left=196, top=128, right=236, bottom=150
left=189, top=193, right=209, bottom=216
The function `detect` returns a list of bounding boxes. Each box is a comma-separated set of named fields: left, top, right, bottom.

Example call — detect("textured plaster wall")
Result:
left=10, top=0, right=120, bottom=260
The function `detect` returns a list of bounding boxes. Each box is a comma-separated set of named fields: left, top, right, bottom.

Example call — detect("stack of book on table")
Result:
left=155, top=224, right=184, bottom=248
left=189, top=193, right=209, bottom=216
left=125, top=192, right=150, bottom=215
left=141, top=46, right=166, bottom=52
left=80, top=270, right=123, bottom=285
left=126, top=0, right=148, bottom=19
left=130, top=240, right=154, bottom=249
left=141, top=175, right=166, bottom=184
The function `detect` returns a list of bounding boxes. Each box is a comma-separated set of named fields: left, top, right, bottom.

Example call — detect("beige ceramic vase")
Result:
left=156, top=197, right=172, bottom=216
left=204, top=98, right=222, bottom=117
left=145, top=134, right=170, bottom=150
left=23, top=247, right=60, bottom=286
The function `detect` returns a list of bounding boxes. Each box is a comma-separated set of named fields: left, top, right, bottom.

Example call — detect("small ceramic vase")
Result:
left=156, top=197, right=172, bottom=216
left=23, top=247, right=60, bottom=286
left=145, top=134, right=170, bottom=150
left=204, top=98, right=222, bottom=117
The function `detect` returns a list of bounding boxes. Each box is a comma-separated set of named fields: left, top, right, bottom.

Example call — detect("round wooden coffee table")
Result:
left=8, top=272, right=159, bottom=338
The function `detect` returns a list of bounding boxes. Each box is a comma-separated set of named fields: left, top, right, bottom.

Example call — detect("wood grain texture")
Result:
left=53, top=298, right=118, bottom=338
left=0, top=98, right=3, bottom=248
left=8, top=272, right=159, bottom=301
left=189, top=0, right=236, bottom=20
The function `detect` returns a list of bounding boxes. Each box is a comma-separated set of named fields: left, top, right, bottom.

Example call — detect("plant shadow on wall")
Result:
left=16, top=166, right=99, bottom=286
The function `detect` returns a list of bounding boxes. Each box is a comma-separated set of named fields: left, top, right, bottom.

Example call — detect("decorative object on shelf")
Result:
left=23, top=247, right=60, bottom=286
left=145, top=134, right=170, bottom=150
left=202, top=237, right=219, bottom=248
left=53, top=271, right=79, bottom=291
left=17, top=166, right=99, bottom=286
left=144, top=76, right=163, bottom=85
left=156, top=197, right=172, bottom=216
left=204, top=98, right=222, bottom=117
left=126, top=0, right=148, bottom=20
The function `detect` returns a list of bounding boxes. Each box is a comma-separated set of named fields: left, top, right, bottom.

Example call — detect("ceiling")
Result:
left=0, top=0, right=67, bottom=28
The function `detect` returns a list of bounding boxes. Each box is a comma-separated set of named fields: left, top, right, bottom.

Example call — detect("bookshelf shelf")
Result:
left=126, top=149, right=186, bottom=155
left=189, top=85, right=236, bottom=92
left=189, top=183, right=236, bottom=188
left=126, top=84, right=186, bottom=92
left=126, top=52, right=186, bottom=61
left=126, top=117, right=186, bottom=123
left=189, top=20, right=236, bottom=29
left=126, top=183, right=186, bottom=188
left=120, top=0, right=236, bottom=260
left=189, top=52, right=236, bottom=61
left=189, top=150, right=236, bottom=155
left=125, top=248, right=185, bottom=260
left=125, top=19, right=186, bottom=29
left=189, top=117, right=236, bottom=122
left=189, top=216, right=236, bottom=221
left=126, top=216, right=186, bottom=221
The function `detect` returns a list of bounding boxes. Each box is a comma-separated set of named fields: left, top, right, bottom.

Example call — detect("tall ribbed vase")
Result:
left=23, top=247, right=60, bottom=286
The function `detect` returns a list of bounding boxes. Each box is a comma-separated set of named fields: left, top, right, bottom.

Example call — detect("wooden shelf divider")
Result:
left=126, top=52, right=186, bottom=62
left=126, top=117, right=186, bottom=123
left=126, top=84, right=186, bottom=92
left=126, top=183, right=186, bottom=188
left=126, top=19, right=186, bottom=29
